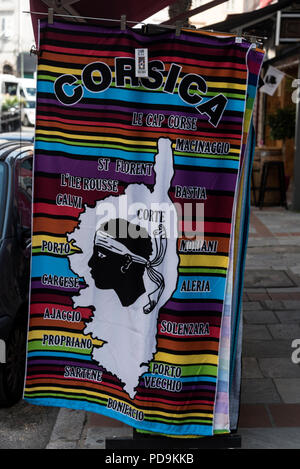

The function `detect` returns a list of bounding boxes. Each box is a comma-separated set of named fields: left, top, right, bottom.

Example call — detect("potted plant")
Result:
left=266, top=106, right=296, bottom=192
left=267, top=106, right=296, bottom=141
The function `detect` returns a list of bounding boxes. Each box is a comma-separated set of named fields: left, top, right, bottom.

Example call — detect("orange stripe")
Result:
left=33, top=218, right=78, bottom=234
left=135, top=399, right=214, bottom=411
left=40, top=51, right=247, bottom=79
left=26, top=377, right=127, bottom=397
left=36, top=119, right=241, bottom=146
left=157, top=338, right=219, bottom=352
left=177, top=236, right=230, bottom=253
left=25, top=378, right=214, bottom=411
left=29, top=317, right=85, bottom=331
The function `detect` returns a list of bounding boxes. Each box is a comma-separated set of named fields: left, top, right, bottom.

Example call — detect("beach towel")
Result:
left=24, top=20, right=264, bottom=437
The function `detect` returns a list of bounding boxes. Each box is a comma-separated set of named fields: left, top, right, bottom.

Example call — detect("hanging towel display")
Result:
left=24, top=20, right=264, bottom=437
left=135, top=44, right=265, bottom=438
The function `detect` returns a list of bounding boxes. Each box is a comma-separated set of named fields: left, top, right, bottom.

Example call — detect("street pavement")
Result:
left=0, top=399, right=59, bottom=449
left=17, top=206, right=300, bottom=449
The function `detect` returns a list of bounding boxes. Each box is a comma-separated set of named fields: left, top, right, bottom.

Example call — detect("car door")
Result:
left=14, top=150, right=33, bottom=299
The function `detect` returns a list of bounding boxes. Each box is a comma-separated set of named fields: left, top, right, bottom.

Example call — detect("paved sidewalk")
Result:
left=46, top=207, right=300, bottom=449
left=238, top=207, right=300, bottom=448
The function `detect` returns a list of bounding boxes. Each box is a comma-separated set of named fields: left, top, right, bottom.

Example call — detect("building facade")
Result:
left=189, top=0, right=275, bottom=28
left=0, top=0, right=35, bottom=77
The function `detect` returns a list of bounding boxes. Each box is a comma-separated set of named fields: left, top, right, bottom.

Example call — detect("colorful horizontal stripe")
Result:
left=24, top=19, right=264, bottom=438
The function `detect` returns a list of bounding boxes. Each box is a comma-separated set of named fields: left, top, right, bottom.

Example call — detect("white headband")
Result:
left=94, top=224, right=167, bottom=314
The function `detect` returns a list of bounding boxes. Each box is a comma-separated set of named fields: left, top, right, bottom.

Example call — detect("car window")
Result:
left=25, top=101, right=36, bottom=109
left=2, top=81, right=18, bottom=96
left=0, top=162, right=7, bottom=238
left=15, top=157, right=32, bottom=229
left=26, top=87, right=36, bottom=97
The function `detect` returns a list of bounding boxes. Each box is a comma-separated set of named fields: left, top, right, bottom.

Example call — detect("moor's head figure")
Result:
left=88, top=218, right=153, bottom=307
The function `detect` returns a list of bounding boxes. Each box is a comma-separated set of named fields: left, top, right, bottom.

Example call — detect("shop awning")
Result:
left=29, top=0, right=179, bottom=44
left=206, top=0, right=296, bottom=32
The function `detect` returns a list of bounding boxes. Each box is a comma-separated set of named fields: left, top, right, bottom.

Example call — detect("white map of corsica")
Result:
left=68, top=138, right=179, bottom=398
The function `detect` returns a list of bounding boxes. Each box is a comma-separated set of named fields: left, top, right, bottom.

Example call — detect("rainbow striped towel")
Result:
left=24, top=20, right=264, bottom=437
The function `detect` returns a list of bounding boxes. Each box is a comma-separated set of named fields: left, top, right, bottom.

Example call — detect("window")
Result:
left=0, top=162, right=7, bottom=238
left=2, top=81, right=18, bottom=96
left=26, top=87, right=36, bottom=97
left=15, top=156, right=32, bottom=229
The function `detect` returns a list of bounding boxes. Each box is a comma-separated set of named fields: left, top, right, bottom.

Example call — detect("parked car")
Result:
left=0, top=138, right=33, bottom=407
left=21, top=99, right=36, bottom=127
left=0, top=74, right=22, bottom=132
left=19, top=78, right=36, bottom=101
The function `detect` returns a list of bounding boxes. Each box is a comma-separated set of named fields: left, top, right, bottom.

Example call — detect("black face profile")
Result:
left=88, top=218, right=152, bottom=307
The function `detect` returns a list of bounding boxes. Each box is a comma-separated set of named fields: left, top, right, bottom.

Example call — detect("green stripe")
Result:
left=35, top=136, right=154, bottom=153
left=28, top=339, right=92, bottom=355
left=37, top=74, right=245, bottom=99
left=24, top=391, right=107, bottom=406
left=179, top=267, right=227, bottom=275
left=174, top=150, right=239, bottom=160
left=150, top=362, right=218, bottom=378
left=144, top=415, right=212, bottom=425
left=31, top=248, right=78, bottom=255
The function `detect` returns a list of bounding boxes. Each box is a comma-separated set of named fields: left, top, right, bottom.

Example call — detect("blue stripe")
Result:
left=31, top=255, right=81, bottom=279
left=174, top=155, right=239, bottom=170
left=27, top=351, right=92, bottom=360
left=143, top=373, right=217, bottom=383
left=35, top=140, right=155, bottom=162
left=23, top=397, right=213, bottom=436
left=247, top=84, right=257, bottom=99
left=35, top=141, right=239, bottom=170
left=173, top=276, right=226, bottom=300
left=39, top=80, right=246, bottom=112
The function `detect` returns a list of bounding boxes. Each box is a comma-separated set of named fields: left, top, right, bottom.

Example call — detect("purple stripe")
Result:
left=182, top=384, right=216, bottom=391
left=164, top=300, right=223, bottom=312
left=215, top=399, right=229, bottom=414
left=31, top=280, right=82, bottom=294
left=36, top=98, right=214, bottom=121
left=35, top=154, right=155, bottom=185
left=27, top=358, right=104, bottom=370
left=173, top=170, right=237, bottom=192
left=139, top=382, right=216, bottom=391
left=36, top=98, right=244, bottom=124
left=37, top=98, right=244, bottom=124
left=41, top=20, right=248, bottom=49
left=35, top=155, right=236, bottom=190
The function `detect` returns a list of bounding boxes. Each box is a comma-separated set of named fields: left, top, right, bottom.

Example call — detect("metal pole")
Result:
left=161, top=0, right=230, bottom=25
left=292, top=61, right=300, bottom=211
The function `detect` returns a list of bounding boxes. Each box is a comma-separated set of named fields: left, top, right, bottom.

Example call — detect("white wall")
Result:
left=0, top=0, right=35, bottom=75
left=142, top=0, right=260, bottom=29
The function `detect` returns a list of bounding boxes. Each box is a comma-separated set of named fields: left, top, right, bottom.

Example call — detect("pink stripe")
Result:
left=136, top=396, right=214, bottom=405
left=34, top=202, right=83, bottom=218
left=159, top=325, right=220, bottom=338
left=40, top=45, right=247, bottom=71
left=40, top=44, right=132, bottom=58
left=36, top=115, right=241, bottom=140
left=179, top=221, right=231, bottom=234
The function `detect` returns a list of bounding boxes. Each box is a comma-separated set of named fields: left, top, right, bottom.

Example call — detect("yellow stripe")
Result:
left=179, top=254, right=228, bottom=269
left=146, top=409, right=213, bottom=419
left=38, top=66, right=246, bottom=93
left=38, top=65, right=116, bottom=79
left=25, top=386, right=111, bottom=399
left=35, top=129, right=155, bottom=147
left=24, top=386, right=213, bottom=419
left=206, top=81, right=247, bottom=91
left=28, top=330, right=103, bottom=347
left=32, top=234, right=80, bottom=251
left=155, top=352, right=218, bottom=366
left=38, top=65, right=83, bottom=76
